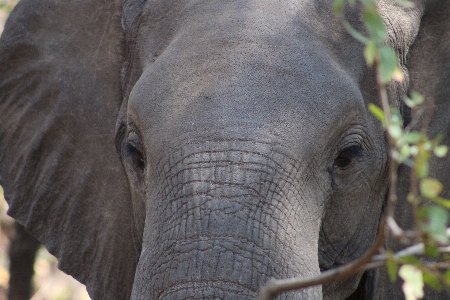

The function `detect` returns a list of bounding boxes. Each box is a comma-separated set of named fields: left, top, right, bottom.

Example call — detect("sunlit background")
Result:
left=0, top=1, right=91, bottom=299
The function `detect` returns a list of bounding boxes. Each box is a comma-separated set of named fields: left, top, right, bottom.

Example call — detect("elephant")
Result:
left=0, top=0, right=449, bottom=299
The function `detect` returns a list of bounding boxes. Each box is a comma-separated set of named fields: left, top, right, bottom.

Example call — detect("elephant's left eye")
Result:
left=335, top=145, right=362, bottom=168
left=125, top=142, right=146, bottom=171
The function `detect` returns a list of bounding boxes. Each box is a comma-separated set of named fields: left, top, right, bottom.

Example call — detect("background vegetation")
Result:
left=0, top=1, right=90, bottom=299
left=0, top=190, right=90, bottom=300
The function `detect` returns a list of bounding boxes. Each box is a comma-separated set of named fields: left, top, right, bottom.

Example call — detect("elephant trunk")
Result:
left=131, top=140, right=323, bottom=299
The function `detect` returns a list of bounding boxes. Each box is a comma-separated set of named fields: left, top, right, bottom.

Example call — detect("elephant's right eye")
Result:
left=335, top=145, right=362, bottom=168
left=125, top=142, right=146, bottom=171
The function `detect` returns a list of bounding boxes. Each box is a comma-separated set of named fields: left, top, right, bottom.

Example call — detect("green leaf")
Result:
left=368, top=103, right=386, bottom=125
left=423, top=271, right=442, bottom=291
left=409, top=145, right=419, bottom=156
left=400, top=255, right=420, bottom=265
left=424, top=243, right=439, bottom=258
left=444, top=270, right=450, bottom=284
left=390, top=109, right=403, bottom=125
left=403, top=158, right=415, bottom=168
left=399, top=265, right=424, bottom=300
left=379, top=47, right=398, bottom=84
left=395, top=0, right=415, bottom=8
left=400, top=144, right=410, bottom=159
left=388, top=124, right=402, bottom=139
left=344, top=22, right=369, bottom=44
left=433, top=134, right=444, bottom=146
left=333, top=0, right=345, bottom=14
left=403, top=98, right=415, bottom=108
left=363, top=8, right=387, bottom=43
left=415, top=157, right=429, bottom=178
left=419, top=206, right=449, bottom=244
left=429, top=197, right=450, bottom=210
left=411, top=92, right=424, bottom=104
left=360, top=0, right=376, bottom=10
left=420, top=178, right=443, bottom=198
left=404, top=92, right=424, bottom=108
left=364, top=41, right=378, bottom=66
left=403, top=132, right=422, bottom=144
left=386, top=259, right=399, bottom=282
left=392, top=67, right=404, bottom=82
left=407, top=193, right=417, bottom=204
left=434, top=145, right=448, bottom=158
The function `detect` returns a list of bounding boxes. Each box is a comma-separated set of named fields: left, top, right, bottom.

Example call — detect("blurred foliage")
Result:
left=0, top=0, right=17, bottom=33
left=1, top=187, right=90, bottom=300
left=0, top=0, right=17, bottom=12
left=0, top=185, right=12, bottom=299
left=335, top=0, right=450, bottom=299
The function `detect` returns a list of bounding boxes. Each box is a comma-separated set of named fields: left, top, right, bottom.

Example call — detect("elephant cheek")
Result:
left=130, top=143, right=324, bottom=299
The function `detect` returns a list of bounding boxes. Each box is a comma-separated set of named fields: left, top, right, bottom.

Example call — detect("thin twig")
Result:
left=257, top=234, right=384, bottom=300
left=387, top=215, right=404, bottom=236
left=258, top=211, right=388, bottom=300
left=378, top=83, right=399, bottom=223
left=257, top=242, right=445, bottom=300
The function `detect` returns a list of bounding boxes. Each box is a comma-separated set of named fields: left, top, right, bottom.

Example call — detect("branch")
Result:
left=257, top=230, right=385, bottom=300
left=257, top=242, right=449, bottom=300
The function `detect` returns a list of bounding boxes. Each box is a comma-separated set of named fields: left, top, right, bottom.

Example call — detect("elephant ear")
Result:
left=407, top=2, right=450, bottom=146
left=395, top=2, right=450, bottom=226
left=0, top=0, right=137, bottom=298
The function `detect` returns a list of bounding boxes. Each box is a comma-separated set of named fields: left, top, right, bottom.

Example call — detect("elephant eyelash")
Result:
left=125, top=142, right=146, bottom=171
left=334, top=145, right=362, bottom=168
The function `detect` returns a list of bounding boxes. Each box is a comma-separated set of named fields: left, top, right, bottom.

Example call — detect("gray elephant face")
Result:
left=1, top=0, right=449, bottom=299
left=117, top=1, right=388, bottom=298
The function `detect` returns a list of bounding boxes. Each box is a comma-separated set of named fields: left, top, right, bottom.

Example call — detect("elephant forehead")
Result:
left=128, top=52, right=366, bottom=158
left=127, top=0, right=369, bottom=158
left=132, top=0, right=365, bottom=76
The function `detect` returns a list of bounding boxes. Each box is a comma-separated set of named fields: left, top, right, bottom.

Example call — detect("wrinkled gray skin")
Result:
left=0, top=0, right=449, bottom=299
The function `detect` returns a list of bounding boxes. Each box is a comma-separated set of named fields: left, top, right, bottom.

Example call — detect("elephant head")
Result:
left=0, top=0, right=449, bottom=299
